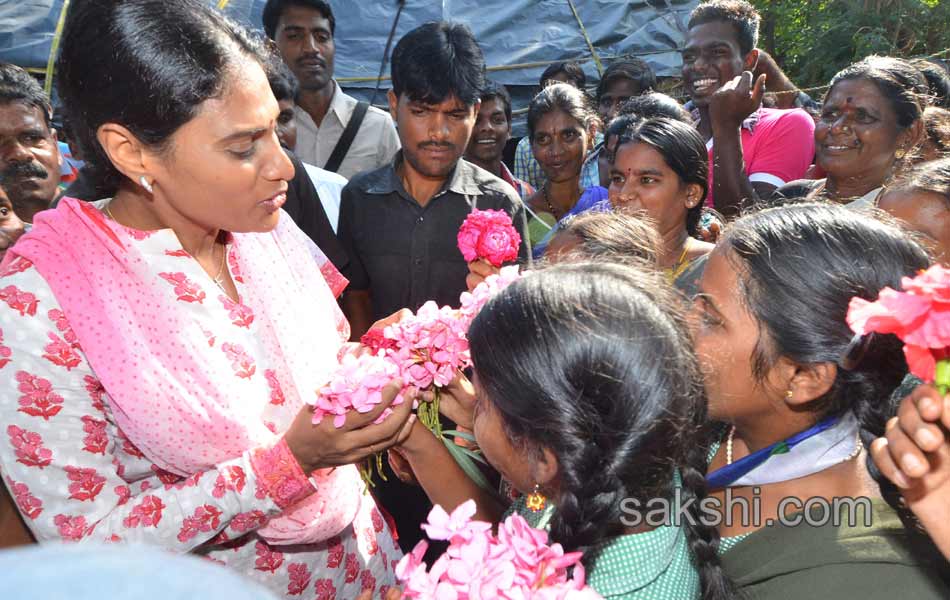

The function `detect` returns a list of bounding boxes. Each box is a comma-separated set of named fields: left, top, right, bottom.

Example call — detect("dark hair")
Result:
left=614, top=117, right=708, bottom=237
left=603, top=113, right=641, bottom=150
left=887, top=156, right=950, bottom=209
left=266, top=54, right=299, bottom=102
left=596, top=58, right=656, bottom=100
left=540, top=61, right=587, bottom=90
left=527, top=83, right=600, bottom=143
left=469, top=263, right=732, bottom=600
left=723, top=203, right=931, bottom=536
left=828, top=56, right=927, bottom=131
left=912, top=58, right=950, bottom=109
left=619, top=92, right=692, bottom=124
left=921, top=106, right=950, bottom=158
left=480, top=80, right=512, bottom=124
left=548, top=209, right=661, bottom=267
left=57, top=0, right=269, bottom=194
left=391, top=21, right=485, bottom=106
left=0, top=63, right=52, bottom=126
left=688, top=0, right=761, bottom=56
left=262, top=0, right=335, bottom=40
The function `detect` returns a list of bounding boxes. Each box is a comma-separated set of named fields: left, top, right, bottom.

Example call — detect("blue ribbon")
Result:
left=706, top=415, right=840, bottom=490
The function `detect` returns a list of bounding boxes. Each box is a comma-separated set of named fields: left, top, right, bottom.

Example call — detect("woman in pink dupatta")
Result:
left=0, top=1, right=414, bottom=598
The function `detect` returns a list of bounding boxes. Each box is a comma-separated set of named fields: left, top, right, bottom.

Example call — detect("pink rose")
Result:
left=457, top=209, right=521, bottom=267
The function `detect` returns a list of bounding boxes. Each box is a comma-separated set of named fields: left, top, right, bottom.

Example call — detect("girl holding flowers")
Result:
left=391, top=262, right=733, bottom=599
left=692, top=203, right=946, bottom=597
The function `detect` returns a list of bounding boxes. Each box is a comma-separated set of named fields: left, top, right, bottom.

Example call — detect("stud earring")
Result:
left=785, top=389, right=794, bottom=401
left=526, top=483, right=546, bottom=513
left=895, top=148, right=906, bottom=159
left=139, top=175, right=154, bottom=194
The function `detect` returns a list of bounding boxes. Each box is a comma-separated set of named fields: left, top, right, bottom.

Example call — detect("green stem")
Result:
left=936, top=358, right=949, bottom=396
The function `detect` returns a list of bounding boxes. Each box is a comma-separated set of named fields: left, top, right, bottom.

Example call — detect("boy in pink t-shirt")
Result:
left=683, top=0, right=816, bottom=216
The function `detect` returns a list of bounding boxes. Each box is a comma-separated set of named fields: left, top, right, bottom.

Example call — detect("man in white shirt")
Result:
left=264, top=0, right=400, bottom=180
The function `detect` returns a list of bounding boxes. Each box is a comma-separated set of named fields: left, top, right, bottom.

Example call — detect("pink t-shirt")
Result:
left=705, top=107, right=815, bottom=207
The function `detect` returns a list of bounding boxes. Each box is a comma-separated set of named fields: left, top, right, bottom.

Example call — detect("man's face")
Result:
left=464, top=97, right=510, bottom=168
left=274, top=5, right=335, bottom=92
left=276, top=98, right=298, bottom=150
left=0, top=102, right=61, bottom=219
left=390, top=91, right=478, bottom=179
left=598, top=78, right=644, bottom=123
left=682, top=21, right=753, bottom=107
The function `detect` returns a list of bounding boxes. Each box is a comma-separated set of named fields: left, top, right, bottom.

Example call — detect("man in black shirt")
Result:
left=336, top=21, right=528, bottom=557
left=338, top=22, right=528, bottom=340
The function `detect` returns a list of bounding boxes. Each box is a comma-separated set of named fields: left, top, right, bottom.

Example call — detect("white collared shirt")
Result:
left=301, top=162, right=348, bottom=233
left=294, top=81, right=401, bottom=180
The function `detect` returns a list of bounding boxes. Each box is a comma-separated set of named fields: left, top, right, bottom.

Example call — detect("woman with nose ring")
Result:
left=773, top=56, right=926, bottom=209
left=607, top=117, right=714, bottom=292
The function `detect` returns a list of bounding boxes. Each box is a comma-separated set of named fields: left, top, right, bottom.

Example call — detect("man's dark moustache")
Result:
left=1, top=161, right=48, bottom=180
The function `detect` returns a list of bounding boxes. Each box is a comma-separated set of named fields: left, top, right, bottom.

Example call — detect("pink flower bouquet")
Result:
left=847, top=264, right=950, bottom=392
left=395, top=500, right=601, bottom=599
left=457, top=209, right=521, bottom=267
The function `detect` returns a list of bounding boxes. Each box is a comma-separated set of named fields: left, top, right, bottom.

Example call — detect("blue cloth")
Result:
left=0, top=544, right=278, bottom=600
left=531, top=185, right=609, bottom=259
left=705, top=415, right=840, bottom=490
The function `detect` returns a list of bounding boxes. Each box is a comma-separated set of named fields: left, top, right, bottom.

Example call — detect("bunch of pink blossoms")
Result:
left=312, top=352, right=404, bottom=427
left=396, top=500, right=601, bottom=599
left=312, top=267, right=523, bottom=427
left=458, top=265, right=523, bottom=328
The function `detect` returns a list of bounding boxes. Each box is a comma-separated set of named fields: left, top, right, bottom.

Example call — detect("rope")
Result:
left=43, top=0, right=71, bottom=97
left=566, top=0, right=604, bottom=75
left=370, top=0, right=406, bottom=106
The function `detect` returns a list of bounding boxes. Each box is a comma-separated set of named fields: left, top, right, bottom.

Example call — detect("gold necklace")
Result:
left=104, top=200, right=228, bottom=293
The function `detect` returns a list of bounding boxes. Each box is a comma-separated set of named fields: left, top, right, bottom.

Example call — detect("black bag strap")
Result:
left=323, top=100, right=369, bottom=174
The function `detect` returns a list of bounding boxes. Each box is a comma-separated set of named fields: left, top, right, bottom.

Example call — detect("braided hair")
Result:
left=468, top=262, right=733, bottom=600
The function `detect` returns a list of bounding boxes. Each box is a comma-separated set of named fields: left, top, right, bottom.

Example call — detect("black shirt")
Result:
left=337, top=153, right=530, bottom=321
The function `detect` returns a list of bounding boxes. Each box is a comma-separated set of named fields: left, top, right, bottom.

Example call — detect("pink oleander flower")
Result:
left=311, top=352, right=403, bottom=428
left=384, top=301, right=471, bottom=389
left=396, top=500, right=600, bottom=599
left=458, top=265, right=523, bottom=327
left=457, top=209, right=521, bottom=267
left=847, top=264, right=950, bottom=383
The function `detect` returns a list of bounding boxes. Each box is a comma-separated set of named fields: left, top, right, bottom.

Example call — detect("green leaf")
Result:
left=442, top=437, right=496, bottom=495
left=443, top=430, right=478, bottom=444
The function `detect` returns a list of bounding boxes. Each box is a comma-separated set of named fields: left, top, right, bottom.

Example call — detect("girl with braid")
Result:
left=693, top=203, right=947, bottom=597
left=391, top=263, right=733, bottom=599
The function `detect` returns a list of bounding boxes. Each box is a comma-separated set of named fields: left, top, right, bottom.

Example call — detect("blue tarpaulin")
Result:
left=0, top=0, right=697, bottom=131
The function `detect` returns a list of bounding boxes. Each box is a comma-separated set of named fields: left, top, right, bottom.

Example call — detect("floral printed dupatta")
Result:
left=4, top=198, right=363, bottom=545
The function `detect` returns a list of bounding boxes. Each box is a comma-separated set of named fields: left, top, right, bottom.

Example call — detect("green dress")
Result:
left=507, top=494, right=701, bottom=599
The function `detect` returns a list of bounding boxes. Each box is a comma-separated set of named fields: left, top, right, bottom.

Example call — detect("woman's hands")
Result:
left=871, top=384, right=950, bottom=559
left=419, top=371, right=477, bottom=430
left=284, top=381, right=416, bottom=474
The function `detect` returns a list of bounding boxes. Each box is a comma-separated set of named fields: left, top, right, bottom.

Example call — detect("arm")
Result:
left=871, top=385, right=950, bottom=560
left=0, top=281, right=314, bottom=549
left=754, top=50, right=799, bottom=110
left=395, top=420, right=505, bottom=523
left=708, top=72, right=769, bottom=217
left=337, top=183, right=374, bottom=340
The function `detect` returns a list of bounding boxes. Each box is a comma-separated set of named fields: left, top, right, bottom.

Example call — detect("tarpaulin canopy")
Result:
left=0, top=0, right=697, bottom=131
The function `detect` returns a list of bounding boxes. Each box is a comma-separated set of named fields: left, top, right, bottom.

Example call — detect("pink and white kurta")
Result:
left=0, top=200, right=401, bottom=598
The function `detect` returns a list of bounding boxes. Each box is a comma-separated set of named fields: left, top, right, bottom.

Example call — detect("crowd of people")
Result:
left=0, top=0, right=949, bottom=598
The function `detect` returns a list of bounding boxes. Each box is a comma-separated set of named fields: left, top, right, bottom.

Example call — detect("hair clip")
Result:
left=840, top=332, right=875, bottom=371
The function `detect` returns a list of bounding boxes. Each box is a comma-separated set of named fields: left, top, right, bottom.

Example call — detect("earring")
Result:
left=139, top=175, right=154, bottom=194
left=895, top=148, right=906, bottom=159
left=785, top=389, right=794, bottom=401
left=526, top=484, right=546, bottom=513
